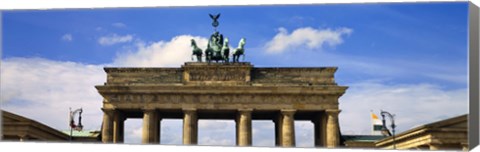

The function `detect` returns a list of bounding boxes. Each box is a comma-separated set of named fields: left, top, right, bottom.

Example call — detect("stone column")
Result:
left=313, top=112, right=327, bottom=147
left=142, top=109, right=160, bottom=144
left=236, top=109, right=252, bottom=146
left=274, top=119, right=279, bottom=146
left=183, top=108, right=198, bottom=145
left=101, top=108, right=114, bottom=143
left=274, top=114, right=283, bottom=146
left=113, top=111, right=125, bottom=143
left=280, top=109, right=296, bottom=147
left=325, top=109, right=341, bottom=148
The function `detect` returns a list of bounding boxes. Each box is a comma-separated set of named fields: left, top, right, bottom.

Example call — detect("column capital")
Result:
left=182, top=108, right=197, bottom=113
left=101, top=108, right=115, bottom=111
left=143, top=108, right=162, bottom=120
left=325, top=109, right=341, bottom=115
left=142, top=108, right=156, bottom=112
left=238, top=108, right=253, bottom=113
left=101, top=108, right=116, bottom=115
left=281, top=109, right=296, bottom=115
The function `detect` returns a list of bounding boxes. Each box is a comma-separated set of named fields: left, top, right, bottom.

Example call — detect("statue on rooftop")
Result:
left=206, top=31, right=227, bottom=63
left=206, top=13, right=229, bottom=63
left=232, top=38, right=246, bottom=62
left=222, top=38, right=230, bottom=62
left=191, top=39, right=203, bottom=62
left=191, top=13, right=246, bottom=63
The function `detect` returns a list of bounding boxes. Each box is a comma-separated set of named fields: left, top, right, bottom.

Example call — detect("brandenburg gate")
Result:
left=95, top=62, right=348, bottom=147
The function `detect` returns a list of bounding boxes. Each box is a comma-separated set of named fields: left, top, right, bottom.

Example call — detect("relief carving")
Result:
left=187, top=68, right=247, bottom=81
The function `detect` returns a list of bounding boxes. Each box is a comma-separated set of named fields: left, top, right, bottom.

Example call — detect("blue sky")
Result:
left=1, top=2, right=469, bottom=146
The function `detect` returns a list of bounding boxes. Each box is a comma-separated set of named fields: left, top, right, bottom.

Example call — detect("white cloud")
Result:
left=123, top=119, right=143, bottom=144
left=198, top=120, right=231, bottom=130
left=98, top=34, right=133, bottom=46
left=339, top=81, right=468, bottom=135
left=160, top=119, right=183, bottom=145
left=252, top=121, right=274, bottom=147
left=199, top=137, right=233, bottom=146
left=198, top=120, right=235, bottom=146
left=112, top=22, right=126, bottom=28
left=61, top=34, right=73, bottom=42
left=265, top=27, right=352, bottom=53
left=0, top=57, right=106, bottom=131
left=113, top=35, right=208, bottom=67
left=295, top=121, right=314, bottom=147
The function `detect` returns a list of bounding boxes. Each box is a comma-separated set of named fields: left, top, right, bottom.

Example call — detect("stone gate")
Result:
left=96, top=62, right=347, bottom=147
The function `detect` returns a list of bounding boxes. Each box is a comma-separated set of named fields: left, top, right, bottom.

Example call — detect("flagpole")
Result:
left=370, top=110, right=374, bottom=135
left=69, top=107, right=72, bottom=141
left=70, top=126, right=73, bottom=141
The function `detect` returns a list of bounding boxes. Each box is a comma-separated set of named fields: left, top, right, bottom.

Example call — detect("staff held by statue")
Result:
left=209, top=13, right=220, bottom=32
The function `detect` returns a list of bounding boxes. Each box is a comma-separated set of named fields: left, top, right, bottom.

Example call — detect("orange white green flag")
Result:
left=371, top=111, right=383, bottom=135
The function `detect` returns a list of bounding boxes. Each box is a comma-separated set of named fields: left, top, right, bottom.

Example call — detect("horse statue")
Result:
left=233, top=38, right=246, bottom=62
left=191, top=39, right=203, bottom=62
left=221, top=38, right=230, bottom=62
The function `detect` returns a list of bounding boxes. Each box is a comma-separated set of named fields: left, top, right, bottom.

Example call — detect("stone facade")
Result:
left=375, top=114, right=468, bottom=151
left=96, top=62, right=348, bottom=147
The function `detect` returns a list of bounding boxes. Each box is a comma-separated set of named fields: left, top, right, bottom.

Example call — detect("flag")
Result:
left=371, top=111, right=383, bottom=135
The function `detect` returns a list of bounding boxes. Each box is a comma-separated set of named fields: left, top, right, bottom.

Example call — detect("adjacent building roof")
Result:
left=61, top=130, right=101, bottom=138
left=2, top=110, right=69, bottom=141
left=342, top=135, right=386, bottom=148
left=2, top=110, right=101, bottom=142
left=375, top=114, right=468, bottom=150
left=342, top=135, right=386, bottom=142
